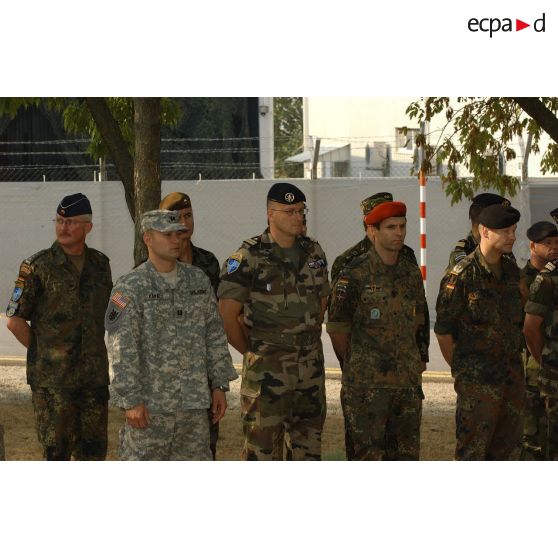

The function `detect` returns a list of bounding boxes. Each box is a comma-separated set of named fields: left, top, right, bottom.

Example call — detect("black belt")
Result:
left=250, top=329, right=321, bottom=347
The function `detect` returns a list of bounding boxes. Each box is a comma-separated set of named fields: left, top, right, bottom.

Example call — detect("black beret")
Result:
left=478, top=205, right=520, bottom=229
left=550, top=208, right=558, bottom=224
left=57, top=193, right=92, bottom=217
left=527, top=221, right=558, bottom=242
left=267, top=182, right=306, bottom=205
left=469, top=193, right=510, bottom=220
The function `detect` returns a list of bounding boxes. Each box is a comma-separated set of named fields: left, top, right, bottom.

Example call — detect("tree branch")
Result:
left=513, top=97, right=558, bottom=144
left=85, top=98, right=135, bottom=217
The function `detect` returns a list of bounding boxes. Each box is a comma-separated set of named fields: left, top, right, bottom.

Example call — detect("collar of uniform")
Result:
left=261, top=229, right=310, bottom=257
left=52, top=241, right=90, bottom=266
left=467, top=231, right=478, bottom=247
left=144, top=259, right=184, bottom=289
left=473, top=246, right=514, bottom=279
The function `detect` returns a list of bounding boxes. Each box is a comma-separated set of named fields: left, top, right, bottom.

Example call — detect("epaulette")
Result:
left=23, top=249, right=50, bottom=266
left=450, top=257, right=473, bottom=276
left=88, top=248, right=110, bottom=262
left=543, top=260, right=557, bottom=274
left=242, top=235, right=261, bottom=248
left=344, top=251, right=368, bottom=270
left=455, top=240, right=466, bottom=248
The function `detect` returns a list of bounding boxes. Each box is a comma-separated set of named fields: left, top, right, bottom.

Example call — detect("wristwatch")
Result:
left=214, top=385, right=229, bottom=392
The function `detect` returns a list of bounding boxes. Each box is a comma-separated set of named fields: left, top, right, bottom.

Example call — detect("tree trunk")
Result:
left=85, top=98, right=135, bottom=217
left=133, top=98, right=162, bottom=266
left=513, top=97, right=558, bottom=144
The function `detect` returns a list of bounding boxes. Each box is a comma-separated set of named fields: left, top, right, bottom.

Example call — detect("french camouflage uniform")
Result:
left=106, top=260, right=237, bottom=461
left=6, top=241, right=112, bottom=460
left=331, top=235, right=429, bottom=459
left=524, top=259, right=558, bottom=460
left=520, top=261, right=547, bottom=460
left=218, top=230, right=330, bottom=460
left=435, top=247, right=525, bottom=460
left=191, top=243, right=221, bottom=459
left=327, top=244, right=428, bottom=460
left=448, top=231, right=516, bottom=270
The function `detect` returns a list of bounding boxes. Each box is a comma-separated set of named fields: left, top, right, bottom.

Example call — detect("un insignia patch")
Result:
left=227, top=252, right=242, bottom=274
left=12, top=286, right=23, bottom=302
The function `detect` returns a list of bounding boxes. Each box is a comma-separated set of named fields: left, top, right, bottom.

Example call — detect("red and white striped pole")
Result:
left=419, top=171, right=427, bottom=289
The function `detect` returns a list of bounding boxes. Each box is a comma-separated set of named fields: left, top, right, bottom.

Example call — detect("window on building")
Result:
left=395, top=127, right=420, bottom=152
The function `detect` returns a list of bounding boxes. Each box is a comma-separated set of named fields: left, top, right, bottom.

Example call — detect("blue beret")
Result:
left=57, top=193, right=92, bottom=217
left=267, top=182, right=306, bottom=205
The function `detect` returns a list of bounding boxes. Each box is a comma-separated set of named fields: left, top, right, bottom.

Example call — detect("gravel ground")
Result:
left=0, top=365, right=456, bottom=416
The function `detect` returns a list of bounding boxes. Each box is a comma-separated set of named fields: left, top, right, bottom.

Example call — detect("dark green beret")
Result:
left=267, top=182, right=306, bottom=204
left=527, top=221, right=558, bottom=242
left=478, top=205, right=520, bottom=229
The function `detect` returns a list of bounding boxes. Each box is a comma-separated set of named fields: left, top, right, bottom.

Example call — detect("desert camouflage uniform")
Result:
left=520, top=261, right=547, bottom=460
left=191, top=243, right=221, bottom=459
left=327, top=244, right=428, bottom=460
left=435, top=247, right=525, bottom=460
left=330, top=235, right=429, bottom=459
left=106, top=260, right=237, bottom=461
left=524, top=259, right=558, bottom=460
left=6, top=241, right=112, bottom=460
left=218, top=230, right=330, bottom=460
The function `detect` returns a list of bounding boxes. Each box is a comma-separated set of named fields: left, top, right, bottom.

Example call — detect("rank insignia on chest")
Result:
left=111, top=291, right=129, bottom=309
left=308, top=258, right=326, bottom=269
left=365, top=284, right=382, bottom=293
left=227, top=252, right=242, bottom=274
left=148, top=293, right=162, bottom=299
left=266, top=283, right=272, bottom=292
left=370, top=308, right=381, bottom=320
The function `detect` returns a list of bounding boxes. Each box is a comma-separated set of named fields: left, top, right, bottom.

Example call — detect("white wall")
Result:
left=0, top=178, right=538, bottom=324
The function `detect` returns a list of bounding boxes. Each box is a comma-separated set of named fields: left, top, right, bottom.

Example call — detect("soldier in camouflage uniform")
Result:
left=519, top=222, right=558, bottom=459
left=327, top=195, right=428, bottom=460
left=523, top=221, right=558, bottom=460
left=6, top=193, right=112, bottom=460
left=330, top=192, right=429, bottom=459
left=447, top=192, right=514, bottom=269
left=218, top=183, right=330, bottom=460
left=106, top=210, right=237, bottom=460
left=435, top=204, right=524, bottom=460
left=159, top=192, right=221, bottom=459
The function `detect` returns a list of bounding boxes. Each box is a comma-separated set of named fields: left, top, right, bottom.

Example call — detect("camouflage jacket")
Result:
left=217, top=230, right=330, bottom=335
left=448, top=231, right=517, bottom=270
left=6, top=241, right=112, bottom=388
left=435, top=246, right=523, bottom=384
left=524, top=260, right=558, bottom=394
left=327, top=245, right=428, bottom=388
left=105, top=260, right=237, bottom=412
left=521, top=261, right=541, bottom=385
left=331, top=236, right=429, bottom=358
left=191, top=243, right=220, bottom=297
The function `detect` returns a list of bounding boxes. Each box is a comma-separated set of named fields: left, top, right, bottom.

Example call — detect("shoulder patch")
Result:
left=110, top=291, right=130, bottom=309
left=226, top=252, right=243, bottom=274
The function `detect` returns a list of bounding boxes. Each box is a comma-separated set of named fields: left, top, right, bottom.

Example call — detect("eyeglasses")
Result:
left=269, top=208, right=309, bottom=217
left=53, top=218, right=91, bottom=227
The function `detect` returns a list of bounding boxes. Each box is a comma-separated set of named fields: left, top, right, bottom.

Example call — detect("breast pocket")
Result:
left=254, top=265, right=283, bottom=295
left=467, top=290, right=494, bottom=324
left=358, top=291, right=387, bottom=329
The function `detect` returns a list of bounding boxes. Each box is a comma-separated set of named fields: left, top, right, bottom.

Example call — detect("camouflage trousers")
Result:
left=240, top=339, right=326, bottom=461
left=521, top=385, right=547, bottom=460
left=119, top=408, right=212, bottom=461
left=454, top=375, right=525, bottom=460
left=340, top=385, right=423, bottom=460
left=31, top=386, right=109, bottom=461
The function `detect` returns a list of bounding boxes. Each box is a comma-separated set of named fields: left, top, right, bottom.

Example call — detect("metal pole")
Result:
left=311, top=138, right=321, bottom=180
left=419, top=120, right=427, bottom=290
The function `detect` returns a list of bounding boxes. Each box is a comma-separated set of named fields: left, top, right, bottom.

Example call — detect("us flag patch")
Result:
left=111, top=291, right=129, bottom=309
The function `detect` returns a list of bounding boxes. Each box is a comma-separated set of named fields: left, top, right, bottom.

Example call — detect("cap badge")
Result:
left=285, top=192, right=295, bottom=203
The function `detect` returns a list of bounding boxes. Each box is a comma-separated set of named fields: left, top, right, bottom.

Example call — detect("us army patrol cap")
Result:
left=550, top=208, right=558, bottom=225
left=267, top=182, right=306, bottom=204
left=469, top=193, right=510, bottom=221
left=363, top=192, right=406, bottom=226
left=360, top=192, right=393, bottom=215
left=159, top=192, right=192, bottom=211
left=527, top=221, right=558, bottom=243
left=478, top=204, right=520, bottom=229
left=141, top=210, right=187, bottom=233
left=57, top=193, right=92, bottom=217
